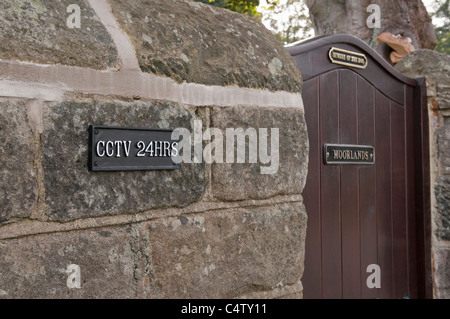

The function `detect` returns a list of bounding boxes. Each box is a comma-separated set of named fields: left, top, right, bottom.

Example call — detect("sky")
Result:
left=423, top=0, right=436, bottom=11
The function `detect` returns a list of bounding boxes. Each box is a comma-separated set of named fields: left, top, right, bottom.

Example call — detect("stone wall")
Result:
left=0, top=0, right=308, bottom=298
left=396, top=50, right=450, bottom=299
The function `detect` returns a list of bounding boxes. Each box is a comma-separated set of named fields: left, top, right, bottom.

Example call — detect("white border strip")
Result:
left=0, top=60, right=304, bottom=110
left=87, top=0, right=140, bottom=71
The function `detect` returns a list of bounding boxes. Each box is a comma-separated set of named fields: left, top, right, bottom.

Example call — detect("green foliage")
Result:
left=434, top=0, right=450, bottom=54
left=225, top=0, right=260, bottom=16
left=194, top=0, right=227, bottom=8
left=194, top=0, right=261, bottom=16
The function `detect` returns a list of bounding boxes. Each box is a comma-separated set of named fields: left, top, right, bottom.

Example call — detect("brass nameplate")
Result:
left=324, top=144, right=375, bottom=165
left=328, top=47, right=368, bottom=69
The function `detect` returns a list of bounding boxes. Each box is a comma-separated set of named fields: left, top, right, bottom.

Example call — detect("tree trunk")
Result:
left=306, top=0, right=436, bottom=62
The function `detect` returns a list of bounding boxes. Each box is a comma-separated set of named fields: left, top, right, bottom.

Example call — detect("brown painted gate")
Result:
left=288, top=35, right=432, bottom=299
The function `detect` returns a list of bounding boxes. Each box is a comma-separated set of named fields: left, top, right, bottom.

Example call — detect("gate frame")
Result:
left=287, top=34, right=432, bottom=299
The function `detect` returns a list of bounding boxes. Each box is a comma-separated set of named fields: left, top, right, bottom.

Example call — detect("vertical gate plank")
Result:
left=391, top=102, right=408, bottom=298
left=339, top=70, right=361, bottom=298
left=406, top=85, right=419, bottom=298
left=320, top=70, right=342, bottom=299
left=414, top=80, right=433, bottom=299
left=302, top=77, right=322, bottom=299
left=358, top=77, right=378, bottom=299
left=375, top=91, right=394, bottom=299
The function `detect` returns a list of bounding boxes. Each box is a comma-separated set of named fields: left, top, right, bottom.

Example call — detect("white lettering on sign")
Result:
left=96, top=141, right=132, bottom=158
left=136, top=141, right=178, bottom=157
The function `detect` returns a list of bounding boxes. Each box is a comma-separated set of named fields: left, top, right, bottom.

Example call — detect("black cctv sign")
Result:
left=88, top=125, right=180, bottom=171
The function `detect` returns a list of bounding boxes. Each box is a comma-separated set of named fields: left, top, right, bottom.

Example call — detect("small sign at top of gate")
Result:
left=328, top=47, right=368, bottom=69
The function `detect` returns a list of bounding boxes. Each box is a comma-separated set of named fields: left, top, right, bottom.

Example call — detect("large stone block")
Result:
left=396, top=50, right=450, bottom=110
left=210, top=106, right=308, bottom=201
left=396, top=47, right=450, bottom=297
left=0, top=202, right=306, bottom=299
left=0, top=99, right=37, bottom=224
left=439, top=117, right=450, bottom=172
left=436, top=175, right=450, bottom=240
left=434, top=248, right=450, bottom=299
left=143, top=202, right=306, bottom=298
left=42, top=100, right=206, bottom=222
left=396, top=50, right=450, bottom=79
left=108, top=0, right=302, bottom=93
left=0, top=226, right=137, bottom=298
left=436, top=118, right=450, bottom=240
left=0, top=0, right=118, bottom=69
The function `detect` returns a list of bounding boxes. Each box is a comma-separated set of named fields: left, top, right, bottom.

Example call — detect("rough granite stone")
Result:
left=434, top=248, right=450, bottom=299
left=42, top=100, right=206, bottom=222
left=436, top=117, right=450, bottom=240
left=0, top=99, right=37, bottom=224
left=0, top=0, right=118, bottom=69
left=396, top=51, right=450, bottom=240
left=210, top=106, right=308, bottom=201
left=0, top=226, right=137, bottom=298
left=396, top=50, right=450, bottom=298
left=143, top=202, right=306, bottom=298
left=436, top=175, right=450, bottom=240
left=396, top=50, right=450, bottom=110
left=0, top=203, right=306, bottom=299
left=439, top=117, right=450, bottom=173
left=108, top=0, right=303, bottom=93
left=0, top=0, right=308, bottom=301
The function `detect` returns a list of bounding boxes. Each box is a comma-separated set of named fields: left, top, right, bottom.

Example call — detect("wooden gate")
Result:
left=288, top=35, right=432, bottom=299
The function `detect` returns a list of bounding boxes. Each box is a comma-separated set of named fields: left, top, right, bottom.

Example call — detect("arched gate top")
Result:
left=287, top=34, right=418, bottom=92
